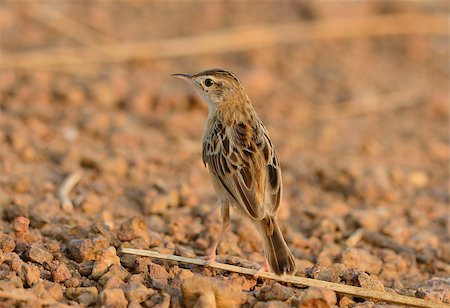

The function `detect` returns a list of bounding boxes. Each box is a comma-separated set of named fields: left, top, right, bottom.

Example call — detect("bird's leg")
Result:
left=206, top=202, right=230, bottom=264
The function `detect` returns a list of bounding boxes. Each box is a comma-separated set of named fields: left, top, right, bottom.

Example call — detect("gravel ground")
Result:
left=0, top=1, right=449, bottom=307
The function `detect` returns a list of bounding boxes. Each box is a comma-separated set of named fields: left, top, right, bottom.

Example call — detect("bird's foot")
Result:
left=252, top=260, right=270, bottom=279
left=201, top=251, right=217, bottom=266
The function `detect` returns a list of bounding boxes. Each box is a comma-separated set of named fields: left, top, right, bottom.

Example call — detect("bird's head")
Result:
left=172, top=68, right=248, bottom=112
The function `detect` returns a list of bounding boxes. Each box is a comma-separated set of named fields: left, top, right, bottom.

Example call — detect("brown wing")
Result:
left=203, top=119, right=281, bottom=219
left=261, top=128, right=282, bottom=215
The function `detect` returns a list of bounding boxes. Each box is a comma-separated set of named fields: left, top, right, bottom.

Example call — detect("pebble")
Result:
left=99, top=288, right=128, bottom=308
left=0, top=233, right=16, bottom=252
left=124, top=281, right=153, bottom=303
left=313, top=263, right=347, bottom=283
left=81, top=193, right=102, bottom=215
left=181, top=276, right=246, bottom=308
left=258, top=283, right=294, bottom=301
left=254, top=301, right=290, bottom=308
left=66, top=286, right=99, bottom=306
left=13, top=216, right=30, bottom=238
left=117, top=216, right=151, bottom=246
left=64, top=277, right=81, bottom=288
left=339, top=295, right=355, bottom=307
left=102, top=157, right=128, bottom=177
left=50, top=260, right=72, bottom=283
left=44, top=281, right=64, bottom=301
left=68, top=236, right=108, bottom=262
left=416, top=278, right=450, bottom=304
left=143, top=189, right=179, bottom=215
left=357, top=272, right=385, bottom=291
left=170, top=267, right=195, bottom=288
left=98, top=264, right=130, bottom=286
left=22, top=263, right=40, bottom=287
left=340, top=248, right=382, bottom=274
left=144, top=292, right=171, bottom=308
left=380, top=250, right=409, bottom=280
left=300, top=287, right=337, bottom=307
left=102, top=275, right=125, bottom=289
left=148, top=262, right=170, bottom=287
left=91, top=246, right=121, bottom=279
left=25, top=245, right=53, bottom=264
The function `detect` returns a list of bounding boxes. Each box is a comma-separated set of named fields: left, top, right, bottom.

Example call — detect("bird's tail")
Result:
left=259, top=216, right=296, bottom=275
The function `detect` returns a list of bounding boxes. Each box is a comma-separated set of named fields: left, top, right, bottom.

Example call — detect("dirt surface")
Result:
left=0, top=1, right=449, bottom=307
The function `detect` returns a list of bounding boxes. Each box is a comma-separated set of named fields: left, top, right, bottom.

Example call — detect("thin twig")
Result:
left=58, top=171, right=82, bottom=212
left=0, top=13, right=447, bottom=70
left=121, top=248, right=446, bottom=308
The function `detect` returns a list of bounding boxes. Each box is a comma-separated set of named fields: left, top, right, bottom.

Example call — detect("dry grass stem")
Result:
left=59, top=171, right=82, bottom=211
left=121, top=248, right=446, bottom=308
left=1, top=13, right=447, bottom=70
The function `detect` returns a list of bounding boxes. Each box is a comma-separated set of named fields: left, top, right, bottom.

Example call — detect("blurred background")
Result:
left=0, top=1, right=449, bottom=304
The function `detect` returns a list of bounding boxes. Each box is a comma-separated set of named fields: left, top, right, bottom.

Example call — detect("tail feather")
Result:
left=259, top=216, right=296, bottom=275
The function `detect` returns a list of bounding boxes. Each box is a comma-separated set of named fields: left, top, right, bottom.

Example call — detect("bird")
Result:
left=173, top=68, right=296, bottom=275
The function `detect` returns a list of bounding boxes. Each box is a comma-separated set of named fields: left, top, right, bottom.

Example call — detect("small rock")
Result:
left=134, top=255, right=152, bottom=273
left=148, top=262, right=170, bottom=287
left=181, top=276, right=246, bottom=308
left=339, top=295, right=355, bottom=307
left=143, top=190, right=179, bottom=215
left=124, top=281, right=153, bottom=303
left=0, top=233, right=16, bottom=252
left=98, top=264, right=130, bottom=286
left=144, top=292, right=171, bottom=308
left=44, top=281, right=64, bottom=301
left=171, top=267, right=196, bottom=288
left=117, top=216, right=151, bottom=246
left=340, top=248, right=382, bottom=274
left=50, top=260, right=71, bottom=283
left=254, top=301, right=290, bottom=308
left=99, top=288, right=128, bottom=308
left=65, top=277, right=80, bottom=288
left=226, top=274, right=257, bottom=291
left=300, top=287, right=336, bottom=307
left=13, top=216, right=30, bottom=238
left=380, top=250, right=409, bottom=280
left=295, top=259, right=314, bottom=277
left=258, top=283, right=294, bottom=301
left=174, top=245, right=196, bottom=258
left=102, top=157, right=128, bottom=177
left=91, top=246, right=121, bottom=279
left=78, top=261, right=94, bottom=276
left=68, top=236, right=108, bottom=262
left=66, top=286, right=98, bottom=306
left=25, top=245, right=53, bottom=264
left=81, top=193, right=102, bottom=215
left=357, top=272, right=385, bottom=291
left=103, top=275, right=125, bottom=289
left=22, top=264, right=40, bottom=287
left=416, top=278, right=450, bottom=304
left=7, top=252, right=24, bottom=273
left=313, top=263, right=347, bottom=283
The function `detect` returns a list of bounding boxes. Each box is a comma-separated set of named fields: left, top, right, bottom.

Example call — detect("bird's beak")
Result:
left=171, top=73, right=193, bottom=82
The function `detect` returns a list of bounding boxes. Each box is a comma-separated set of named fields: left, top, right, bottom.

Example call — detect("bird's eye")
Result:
left=204, top=78, right=213, bottom=87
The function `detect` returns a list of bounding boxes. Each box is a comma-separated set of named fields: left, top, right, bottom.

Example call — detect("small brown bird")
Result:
left=173, top=68, right=296, bottom=275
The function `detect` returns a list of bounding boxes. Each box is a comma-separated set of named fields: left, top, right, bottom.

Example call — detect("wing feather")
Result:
left=203, top=118, right=282, bottom=219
